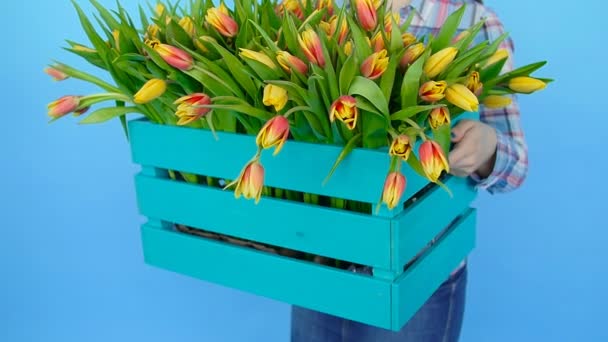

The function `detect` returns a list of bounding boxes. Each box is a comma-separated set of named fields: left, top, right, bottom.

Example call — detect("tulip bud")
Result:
left=154, top=43, right=194, bottom=70
left=44, top=67, right=69, bottom=81
left=355, top=0, right=377, bottom=31
left=419, top=140, right=449, bottom=182
left=482, top=95, right=513, bottom=109
left=276, top=51, right=308, bottom=74
left=240, top=49, right=278, bottom=70
left=179, top=16, right=196, bottom=37
left=384, top=12, right=400, bottom=33
left=419, top=80, right=448, bottom=102
left=112, top=30, right=121, bottom=51
left=370, top=32, right=385, bottom=52
left=428, top=107, right=450, bottom=129
left=155, top=3, right=166, bottom=17
left=205, top=5, right=238, bottom=37
left=382, top=172, right=406, bottom=210
left=402, top=33, right=416, bottom=47
left=299, top=29, right=325, bottom=67
left=400, top=43, right=425, bottom=68
left=263, top=84, right=289, bottom=111
left=317, top=0, right=334, bottom=17
left=146, top=24, right=160, bottom=40
left=466, top=71, right=483, bottom=96
left=445, top=83, right=479, bottom=112
left=508, top=76, right=546, bottom=94
left=233, top=159, right=265, bottom=203
left=329, top=95, right=358, bottom=130
left=484, top=48, right=509, bottom=67
left=361, top=49, right=389, bottom=80
left=329, top=15, right=348, bottom=45
left=424, top=47, right=458, bottom=78
left=256, top=115, right=290, bottom=155
left=133, top=79, right=167, bottom=104
left=277, top=0, right=305, bottom=20
left=47, top=95, right=81, bottom=118
left=389, top=135, right=413, bottom=161
left=174, top=93, right=212, bottom=125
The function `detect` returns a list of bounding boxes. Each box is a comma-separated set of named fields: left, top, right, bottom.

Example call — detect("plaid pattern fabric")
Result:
left=402, top=0, right=529, bottom=194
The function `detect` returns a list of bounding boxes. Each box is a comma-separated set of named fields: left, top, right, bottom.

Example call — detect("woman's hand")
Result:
left=448, top=119, right=498, bottom=179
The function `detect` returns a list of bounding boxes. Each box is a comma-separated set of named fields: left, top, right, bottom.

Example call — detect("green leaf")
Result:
left=339, top=53, right=357, bottom=95
left=52, top=61, right=121, bottom=93
left=479, top=58, right=508, bottom=84
left=347, top=16, right=372, bottom=62
left=432, top=124, right=451, bottom=157
left=323, top=133, right=362, bottom=185
left=248, top=19, right=280, bottom=53
left=380, top=51, right=400, bottom=100
left=79, top=106, right=142, bottom=124
left=401, top=49, right=429, bottom=108
left=486, top=61, right=548, bottom=88
left=283, top=13, right=304, bottom=61
left=454, top=20, right=485, bottom=52
left=389, top=18, right=402, bottom=53
left=197, top=103, right=273, bottom=121
left=443, top=42, right=488, bottom=80
left=349, top=76, right=389, bottom=117
left=391, top=104, right=445, bottom=121
left=354, top=96, right=381, bottom=115
left=406, top=153, right=428, bottom=179
left=207, top=41, right=258, bottom=99
left=431, top=5, right=466, bottom=52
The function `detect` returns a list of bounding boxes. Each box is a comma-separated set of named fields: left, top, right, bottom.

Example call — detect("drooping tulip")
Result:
left=419, top=80, right=448, bottom=102
left=424, top=47, right=458, bottom=78
left=240, top=49, right=278, bottom=70
left=508, top=77, right=546, bottom=94
left=276, top=51, right=308, bottom=74
left=205, top=5, right=238, bottom=37
left=174, top=93, right=212, bottom=125
left=381, top=172, right=406, bottom=210
left=47, top=95, right=80, bottom=118
left=419, top=140, right=449, bottom=182
left=44, top=67, right=69, bottom=81
left=233, top=159, right=265, bottom=203
left=389, top=135, right=413, bottom=161
left=154, top=43, right=194, bottom=70
left=263, top=84, right=289, bottom=111
left=355, top=0, right=377, bottom=31
left=133, top=79, right=167, bottom=104
left=298, top=29, right=325, bottom=67
left=428, top=107, right=450, bottom=129
left=483, top=95, right=513, bottom=109
left=445, top=83, right=479, bottom=112
left=256, top=115, right=290, bottom=155
left=361, top=49, right=389, bottom=80
left=329, top=95, right=358, bottom=130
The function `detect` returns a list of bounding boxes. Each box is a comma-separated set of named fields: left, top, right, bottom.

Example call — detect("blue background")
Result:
left=1, top=0, right=606, bottom=341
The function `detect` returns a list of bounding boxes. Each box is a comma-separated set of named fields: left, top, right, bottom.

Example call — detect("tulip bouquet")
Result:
left=46, top=0, right=550, bottom=212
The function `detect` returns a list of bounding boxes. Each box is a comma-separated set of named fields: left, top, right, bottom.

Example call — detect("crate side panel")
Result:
left=141, top=223, right=393, bottom=329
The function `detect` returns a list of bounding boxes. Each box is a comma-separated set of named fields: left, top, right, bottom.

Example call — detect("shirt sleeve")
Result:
left=470, top=8, right=529, bottom=194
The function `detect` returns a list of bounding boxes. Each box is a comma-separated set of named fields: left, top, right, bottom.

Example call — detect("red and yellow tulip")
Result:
left=329, top=95, right=358, bottom=130
left=174, top=93, right=212, bottom=125
left=276, top=51, right=308, bottom=74
left=256, top=115, right=290, bottom=155
left=205, top=5, right=238, bottom=37
left=154, top=43, right=194, bottom=70
left=389, top=135, right=413, bottom=161
left=299, top=29, right=325, bottom=67
left=419, top=140, right=449, bottom=182
left=419, top=80, right=448, bottom=102
left=361, top=49, right=389, bottom=80
left=355, top=0, right=377, bottom=31
left=47, top=95, right=81, bottom=118
left=466, top=71, right=483, bottom=96
left=428, top=107, right=450, bottom=129
left=240, top=49, right=277, bottom=70
left=400, top=43, right=425, bottom=68
left=44, top=67, right=69, bottom=81
left=233, top=159, right=265, bottom=203
left=382, top=172, right=406, bottom=210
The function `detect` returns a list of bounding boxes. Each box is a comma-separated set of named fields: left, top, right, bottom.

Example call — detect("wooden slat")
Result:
left=393, top=176, right=477, bottom=269
left=135, top=174, right=393, bottom=268
left=141, top=223, right=393, bottom=329
left=392, top=208, right=476, bottom=330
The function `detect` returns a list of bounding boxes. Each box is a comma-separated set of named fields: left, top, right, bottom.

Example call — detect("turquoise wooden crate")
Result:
left=128, top=112, right=479, bottom=332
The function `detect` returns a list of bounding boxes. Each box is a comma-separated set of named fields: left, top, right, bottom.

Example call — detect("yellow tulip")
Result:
left=483, top=95, right=513, bottom=109
left=445, top=84, right=479, bottom=112
left=240, top=49, right=277, bottom=70
left=402, top=32, right=416, bottom=47
left=485, top=48, right=509, bottom=67
left=133, top=79, right=167, bottom=104
left=389, top=135, right=413, bottom=161
left=424, top=47, right=458, bottom=78
left=508, top=77, right=546, bottom=94
left=263, top=84, right=288, bottom=111
left=179, top=16, right=196, bottom=37
left=400, top=43, right=425, bottom=68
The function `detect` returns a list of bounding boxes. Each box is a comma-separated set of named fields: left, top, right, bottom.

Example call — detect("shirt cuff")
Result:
left=469, top=130, right=510, bottom=193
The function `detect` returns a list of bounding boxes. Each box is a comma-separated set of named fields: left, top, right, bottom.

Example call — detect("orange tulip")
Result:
left=382, top=172, right=406, bottom=210
left=389, top=135, right=413, bottom=161
left=154, top=43, right=194, bottom=70
left=47, top=95, right=80, bottom=118
left=419, top=140, right=449, bottom=182
left=174, top=93, right=212, bottom=125
left=44, top=67, right=68, bottom=81
left=256, top=115, right=290, bottom=155
left=329, top=95, right=358, bottom=130
left=428, top=107, right=450, bottom=129
left=276, top=51, right=308, bottom=74
left=205, top=5, right=238, bottom=37
left=233, top=159, right=265, bottom=203
left=419, top=80, right=448, bottom=102
left=355, top=0, right=377, bottom=31
left=299, top=29, right=325, bottom=67
left=361, top=49, right=389, bottom=80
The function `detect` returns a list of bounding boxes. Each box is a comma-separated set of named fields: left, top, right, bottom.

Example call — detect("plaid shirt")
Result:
left=402, top=0, right=529, bottom=194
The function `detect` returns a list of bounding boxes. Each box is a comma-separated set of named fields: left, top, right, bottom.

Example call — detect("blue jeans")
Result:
left=290, top=263, right=467, bottom=342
